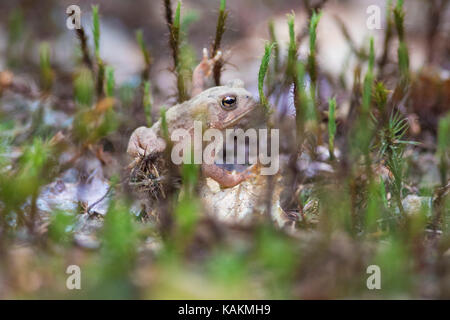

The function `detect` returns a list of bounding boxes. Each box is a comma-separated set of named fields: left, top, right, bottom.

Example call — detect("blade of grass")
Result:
left=136, top=29, right=152, bottom=82
left=258, top=42, right=275, bottom=113
left=328, top=97, right=336, bottom=160
left=105, top=66, right=115, bottom=97
left=143, top=81, right=153, bottom=127
left=286, top=12, right=297, bottom=81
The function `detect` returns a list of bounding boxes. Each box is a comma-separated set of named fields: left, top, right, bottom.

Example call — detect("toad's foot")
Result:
left=192, top=48, right=222, bottom=97
left=127, top=126, right=166, bottom=158
left=202, top=163, right=258, bottom=188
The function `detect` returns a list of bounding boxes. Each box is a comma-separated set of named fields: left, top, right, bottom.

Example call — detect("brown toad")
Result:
left=127, top=49, right=257, bottom=188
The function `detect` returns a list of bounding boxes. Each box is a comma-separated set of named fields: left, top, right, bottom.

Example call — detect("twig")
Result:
left=86, top=185, right=113, bottom=214
left=164, top=0, right=188, bottom=102
left=211, top=0, right=228, bottom=86
left=75, top=28, right=93, bottom=70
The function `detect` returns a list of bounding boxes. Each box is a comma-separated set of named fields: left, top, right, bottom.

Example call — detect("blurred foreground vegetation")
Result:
left=0, top=0, right=449, bottom=299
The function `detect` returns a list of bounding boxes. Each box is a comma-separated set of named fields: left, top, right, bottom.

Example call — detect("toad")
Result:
left=127, top=49, right=257, bottom=188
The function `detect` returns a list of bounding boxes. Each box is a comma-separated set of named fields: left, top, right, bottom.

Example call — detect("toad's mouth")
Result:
left=221, top=104, right=256, bottom=128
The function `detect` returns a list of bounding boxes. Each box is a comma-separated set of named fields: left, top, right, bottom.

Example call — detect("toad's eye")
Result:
left=221, top=96, right=237, bottom=110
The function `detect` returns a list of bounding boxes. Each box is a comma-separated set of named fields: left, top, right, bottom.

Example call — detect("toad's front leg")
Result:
left=201, top=163, right=255, bottom=188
